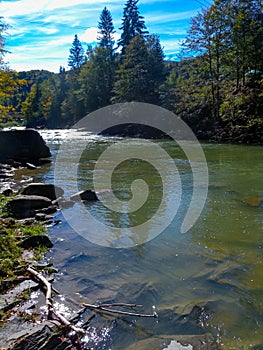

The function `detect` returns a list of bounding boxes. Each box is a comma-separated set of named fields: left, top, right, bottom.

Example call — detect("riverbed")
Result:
left=18, top=130, right=263, bottom=349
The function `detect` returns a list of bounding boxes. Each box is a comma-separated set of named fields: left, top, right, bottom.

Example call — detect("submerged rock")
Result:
left=7, top=195, right=52, bottom=219
left=20, top=183, right=64, bottom=201
left=56, top=198, right=75, bottom=209
left=241, top=196, right=263, bottom=207
left=0, top=129, right=51, bottom=162
left=70, top=189, right=98, bottom=202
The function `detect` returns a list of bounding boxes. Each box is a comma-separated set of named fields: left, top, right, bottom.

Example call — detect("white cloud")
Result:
left=0, top=0, right=120, bottom=18
left=80, top=27, right=98, bottom=43
left=147, top=10, right=198, bottom=24
left=79, top=27, right=120, bottom=44
left=0, top=0, right=51, bottom=17
left=38, top=27, right=59, bottom=35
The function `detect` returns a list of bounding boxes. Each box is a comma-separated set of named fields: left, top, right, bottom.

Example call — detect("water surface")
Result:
left=29, top=130, right=263, bottom=349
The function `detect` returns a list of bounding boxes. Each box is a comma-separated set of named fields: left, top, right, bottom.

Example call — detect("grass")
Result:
left=0, top=194, right=49, bottom=290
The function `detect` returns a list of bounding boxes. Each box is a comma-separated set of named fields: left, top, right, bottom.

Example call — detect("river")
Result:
left=17, top=130, right=263, bottom=349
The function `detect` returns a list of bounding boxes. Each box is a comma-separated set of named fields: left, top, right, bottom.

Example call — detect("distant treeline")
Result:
left=1, top=0, right=263, bottom=143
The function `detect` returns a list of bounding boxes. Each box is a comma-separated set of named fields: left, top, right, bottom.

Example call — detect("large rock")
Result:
left=7, top=195, right=52, bottom=219
left=19, top=235, right=53, bottom=249
left=0, top=129, right=51, bottom=162
left=20, top=183, right=64, bottom=200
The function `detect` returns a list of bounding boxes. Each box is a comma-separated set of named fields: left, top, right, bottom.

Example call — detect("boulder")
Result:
left=70, top=189, right=98, bottom=202
left=7, top=195, right=52, bottom=219
left=20, top=183, right=64, bottom=200
left=19, top=235, right=53, bottom=249
left=1, top=188, right=13, bottom=196
left=0, top=129, right=51, bottom=162
left=56, top=198, right=75, bottom=209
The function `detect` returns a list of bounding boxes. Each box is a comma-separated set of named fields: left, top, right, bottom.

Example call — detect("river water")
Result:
left=20, top=130, right=263, bottom=349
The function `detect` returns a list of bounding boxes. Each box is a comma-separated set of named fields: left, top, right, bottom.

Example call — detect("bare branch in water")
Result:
left=82, top=302, right=158, bottom=318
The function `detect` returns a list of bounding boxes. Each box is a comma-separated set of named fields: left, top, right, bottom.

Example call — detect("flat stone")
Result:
left=0, top=279, right=39, bottom=313
left=57, top=198, right=75, bottom=209
left=7, top=195, right=52, bottom=219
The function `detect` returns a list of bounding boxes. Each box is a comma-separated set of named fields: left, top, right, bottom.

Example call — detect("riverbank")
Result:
left=0, top=164, right=85, bottom=349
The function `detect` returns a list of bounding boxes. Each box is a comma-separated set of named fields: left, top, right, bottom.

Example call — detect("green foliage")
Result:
left=78, top=46, right=117, bottom=112
left=21, top=83, right=44, bottom=127
left=161, top=0, right=263, bottom=143
left=2, top=1, right=262, bottom=143
left=0, top=195, right=48, bottom=283
left=219, top=85, right=263, bottom=142
left=68, top=34, right=86, bottom=70
left=0, top=18, right=28, bottom=123
left=0, top=16, right=9, bottom=59
left=118, top=0, right=148, bottom=53
left=98, top=7, right=115, bottom=49
left=113, top=35, right=165, bottom=104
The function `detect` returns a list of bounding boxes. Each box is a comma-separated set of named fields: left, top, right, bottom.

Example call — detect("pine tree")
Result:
left=78, top=46, right=117, bottom=112
left=118, top=0, right=148, bottom=53
left=112, top=35, right=165, bottom=104
left=0, top=17, right=9, bottom=67
left=68, top=34, right=85, bottom=70
left=22, top=83, right=44, bottom=127
left=97, top=7, right=115, bottom=49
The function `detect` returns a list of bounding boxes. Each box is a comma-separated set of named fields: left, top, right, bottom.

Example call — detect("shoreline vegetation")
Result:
left=0, top=0, right=262, bottom=144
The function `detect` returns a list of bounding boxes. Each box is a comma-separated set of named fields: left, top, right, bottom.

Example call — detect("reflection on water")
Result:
left=35, top=130, right=263, bottom=349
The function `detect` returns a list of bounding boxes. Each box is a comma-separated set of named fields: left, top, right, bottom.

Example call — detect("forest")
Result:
left=0, top=0, right=262, bottom=143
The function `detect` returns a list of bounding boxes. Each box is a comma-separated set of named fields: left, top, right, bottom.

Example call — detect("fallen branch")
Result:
left=27, top=266, right=157, bottom=340
left=97, top=303, right=143, bottom=308
left=82, top=302, right=158, bottom=318
left=27, top=266, right=85, bottom=335
left=27, top=267, right=52, bottom=308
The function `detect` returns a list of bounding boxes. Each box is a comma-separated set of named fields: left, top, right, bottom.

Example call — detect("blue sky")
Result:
left=0, top=0, right=212, bottom=72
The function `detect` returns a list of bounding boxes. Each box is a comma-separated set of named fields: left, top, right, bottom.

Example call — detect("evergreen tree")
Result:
left=40, top=68, right=68, bottom=128
left=0, top=17, right=9, bottom=64
left=118, top=0, right=148, bottom=53
left=68, top=34, right=85, bottom=70
left=97, top=7, right=115, bottom=49
left=113, top=35, right=165, bottom=104
left=22, top=83, right=44, bottom=127
left=0, top=17, right=26, bottom=123
left=78, top=46, right=117, bottom=112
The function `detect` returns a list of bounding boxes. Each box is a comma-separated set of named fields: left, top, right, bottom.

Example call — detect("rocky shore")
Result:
left=0, top=129, right=111, bottom=350
left=0, top=130, right=59, bottom=348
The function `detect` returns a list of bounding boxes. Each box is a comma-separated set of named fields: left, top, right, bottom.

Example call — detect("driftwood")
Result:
left=27, top=266, right=157, bottom=339
left=27, top=267, right=85, bottom=334
left=82, top=302, right=158, bottom=318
